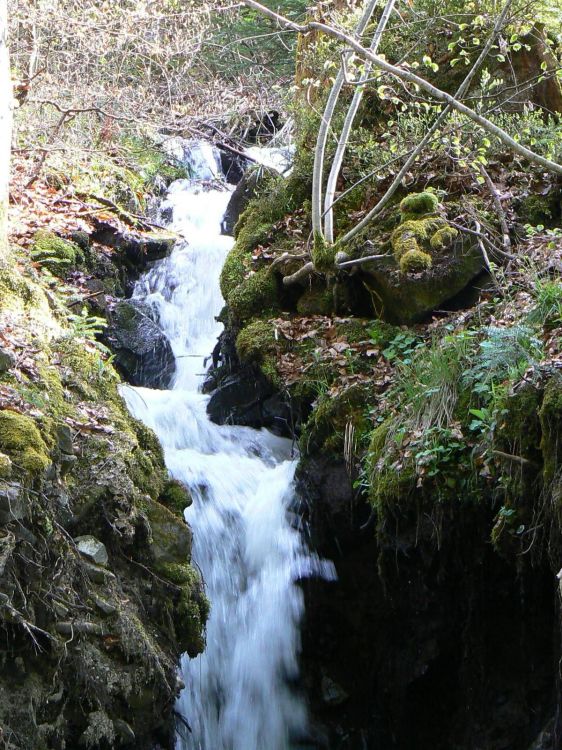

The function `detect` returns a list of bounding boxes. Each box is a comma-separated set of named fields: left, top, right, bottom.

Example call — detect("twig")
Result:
left=336, top=252, right=391, bottom=268
left=477, top=164, right=512, bottom=254
left=492, top=449, right=538, bottom=467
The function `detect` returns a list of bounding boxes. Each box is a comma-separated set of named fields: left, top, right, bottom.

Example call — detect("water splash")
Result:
left=122, top=140, right=334, bottom=750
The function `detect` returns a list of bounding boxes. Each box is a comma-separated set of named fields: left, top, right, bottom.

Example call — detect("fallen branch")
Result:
left=270, top=251, right=309, bottom=270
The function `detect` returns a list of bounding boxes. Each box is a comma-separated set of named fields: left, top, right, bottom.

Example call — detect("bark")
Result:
left=0, top=0, right=12, bottom=263
left=311, top=0, right=379, bottom=243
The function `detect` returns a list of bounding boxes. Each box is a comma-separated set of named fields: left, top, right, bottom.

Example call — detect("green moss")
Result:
left=157, top=562, right=194, bottom=585
left=539, top=376, right=562, bottom=487
left=236, top=319, right=277, bottom=362
left=0, top=452, right=12, bottom=478
left=399, top=191, right=439, bottom=217
left=160, top=479, right=192, bottom=515
left=400, top=249, right=433, bottom=273
left=228, top=269, right=279, bottom=321
left=334, top=319, right=368, bottom=344
left=366, top=420, right=416, bottom=509
left=297, top=286, right=334, bottom=316
left=31, top=231, right=83, bottom=275
left=518, top=193, right=557, bottom=226
left=300, top=384, right=370, bottom=456
left=312, top=233, right=336, bottom=273
left=220, top=245, right=253, bottom=300
left=430, top=226, right=458, bottom=252
left=177, top=585, right=209, bottom=657
left=0, top=410, right=50, bottom=475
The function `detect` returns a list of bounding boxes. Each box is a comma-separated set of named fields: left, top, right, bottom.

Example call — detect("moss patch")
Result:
left=31, top=230, right=83, bottom=275
left=228, top=269, right=279, bottom=321
left=0, top=410, right=50, bottom=475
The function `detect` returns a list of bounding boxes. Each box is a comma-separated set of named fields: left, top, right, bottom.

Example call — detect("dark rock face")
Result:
left=105, top=300, right=175, bottom=388
left=221, top=169, right=261, bottom=236
left=219, top=149, right=249, bottom=186
left=206, top=368, right=293, bottom=436
left=298, top=462, right=559, bottom=750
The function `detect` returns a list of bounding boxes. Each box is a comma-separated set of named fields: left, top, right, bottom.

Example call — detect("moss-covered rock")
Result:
left=399, top=249, right=433, bottom=273
left=228, top=268, right=279, bottom=321
left=297, top=285, right=334, bottom=315
left=31, top=230, right=83, bottom=275
left=0, top=410, right=50, bottom=475
left=160, top=479, right=192, bottom=515
left=0, top=452, right=12, bottom=478
left=399, top=191, right=439, bottom=217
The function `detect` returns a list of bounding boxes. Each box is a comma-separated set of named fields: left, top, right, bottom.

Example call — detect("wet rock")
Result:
left=221, top=169, right=261, bottom=235
left=321, top=675, right=349, bottom=706
left=206, top=370, right=292, bottom=436
left=0, top=485, right=28, bottom=524
left=0, top=347, right=15, bottom=373
left=90, top=219, right=176, bottom=266
left=75, top=535, right=109, bottom=566
left=219, top=149, right=249, bottom=186
left=105, top=300, right=175, bottom=388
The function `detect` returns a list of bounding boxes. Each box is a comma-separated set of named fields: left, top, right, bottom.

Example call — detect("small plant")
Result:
left=527, top=275, right=562, bottom=328
left=381, top=330, right=423, bottom=364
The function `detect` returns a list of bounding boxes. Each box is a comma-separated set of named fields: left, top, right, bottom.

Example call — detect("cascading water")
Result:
left=122, top=140, right=334, bottom=750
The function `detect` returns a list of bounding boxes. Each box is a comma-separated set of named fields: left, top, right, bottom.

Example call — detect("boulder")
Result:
left=206, top=370, right=292, bottom=436
left=358, top=236, right=484, bottom=323
left=74, top=535, right=109, bottom=566
left=105, top=300, right=175, bottom=388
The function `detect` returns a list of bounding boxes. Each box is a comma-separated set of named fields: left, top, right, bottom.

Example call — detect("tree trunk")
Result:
left=0, top=0, right=12, bottom=263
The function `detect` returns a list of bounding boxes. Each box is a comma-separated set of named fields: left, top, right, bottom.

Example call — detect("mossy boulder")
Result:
left=390, top=192, right=458, bottom=274
left=145, top=498, right=192, bottom=567
left=346, top=191, right=482, bottom=323
left=159, top=479, right=192, bottom=515
left=0, top=410, right=50, bottom=475
left=227, top=268, right=279, bottom=321
left=31, top=230, right=83, bottom=275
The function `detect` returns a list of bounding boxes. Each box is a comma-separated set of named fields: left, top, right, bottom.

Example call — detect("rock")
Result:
left=221, top=169, right=261, bottom=235
left=81, top=560, right=116, bottom=584
left=90, top=220, right=176, bottom=266
left=92, top=594, right=118, bottom=616
left=321, top=675, right=348, bottom=706
left=0, top=348, right=15, bottom=373
left=206, top=370, right=292, bottom=436
left=0, top=486, right=28, bottom=524
left=219, top=149, right=249, bottom=186
left=358, top=237, right=484, bottom=324
left=0, top=452, right=12, bottom=479
left=113, top=719, right=136, bottom=744
left=105, top=300, right=175, bottom=388
left=74, top=535, right=109, bottom=566
left=145, top=499, right=191, bottom=566
left=56, top=424, right=74, bottom=455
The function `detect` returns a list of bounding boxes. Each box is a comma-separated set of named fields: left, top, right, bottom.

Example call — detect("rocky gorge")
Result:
left=2, top=1, right=562, bottom=748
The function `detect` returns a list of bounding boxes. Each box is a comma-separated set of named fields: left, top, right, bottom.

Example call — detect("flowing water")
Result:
left=122, top=141, right=334, bottom=750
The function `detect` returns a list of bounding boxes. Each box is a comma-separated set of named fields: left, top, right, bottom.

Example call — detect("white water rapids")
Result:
left=122, top=141, right=334, bottom=750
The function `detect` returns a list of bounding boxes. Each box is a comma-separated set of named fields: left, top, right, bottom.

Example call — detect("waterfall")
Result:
left=122, top=140, right=334, bottom=750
